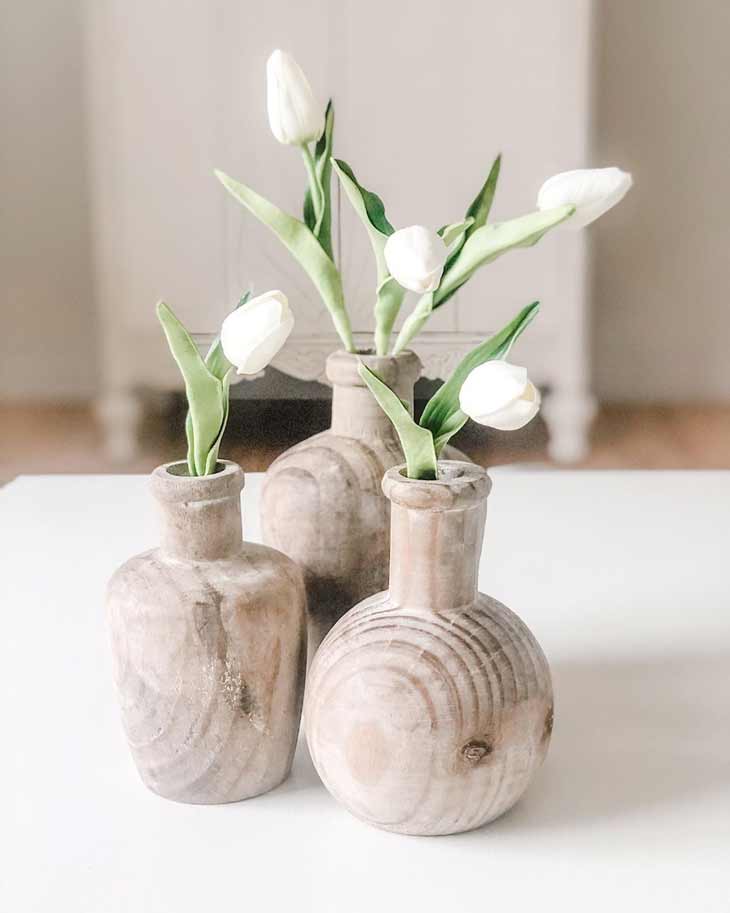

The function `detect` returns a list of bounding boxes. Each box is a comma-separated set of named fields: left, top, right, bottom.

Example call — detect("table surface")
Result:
left=2, top=470, right=730, bottom=912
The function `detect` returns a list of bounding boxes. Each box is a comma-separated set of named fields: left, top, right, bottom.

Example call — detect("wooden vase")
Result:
left=304, top=461, right=553, bottom=836
left=107, top=460, right=307, bottom=804
left=262, top=350, right=464, bottom=658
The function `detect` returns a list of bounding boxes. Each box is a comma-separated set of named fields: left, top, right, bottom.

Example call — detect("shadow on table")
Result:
left=274, top=737, right=321, bottom=795
left=268, top=649, right=730, bottom=830
left=491, top=648, right=730, bottom=832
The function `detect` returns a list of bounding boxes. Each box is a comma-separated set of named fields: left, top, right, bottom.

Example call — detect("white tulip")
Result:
left=384, top=226, right=448, bottom=294
left=537, top=167, right=633, bottom=230
left=220, top=290, right=294, bottom=375
left=459, top=360, right=541, bottom=431
left=266, top=49, right=324, bottom=146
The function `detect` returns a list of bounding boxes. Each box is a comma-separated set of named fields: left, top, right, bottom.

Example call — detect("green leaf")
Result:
left=302, top=102, right=335, bottom=259
left=314, top=101, right=334, bottom=255
left=440, top=154, right=502, bottom=280
left=438, top=216, right=475, bottom=249
left=332, top=158, right=394, bottom=282
left=204, top=369, right=232, bottom=475
left=465, top=154, right=502, bottom=237
left=374, top=276, right=406, bottom=357
left=157, top=301, right=226, bottom=476
left=434, top=204, right=574, bottom=308
left=184, top=411, right=195, bottom=476
left=216, top=169, right=354, bottom=352
left=203, top=290, right=251, bottom=382
left=302, top=166, right=317, bottom=234
left=358, top=363, right=438, bottom=480
left=420, top=300, right=540, bottom=454
left=333, top=158, right=401, bottom=354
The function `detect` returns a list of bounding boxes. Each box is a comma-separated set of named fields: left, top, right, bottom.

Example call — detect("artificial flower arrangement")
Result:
left=156, top=289, right=294, bottom=475
left=215, top=49, right=632, bottom=358
left=108, top=46, right=635, bottom=821
left=359, top=301, right=542, bottom=479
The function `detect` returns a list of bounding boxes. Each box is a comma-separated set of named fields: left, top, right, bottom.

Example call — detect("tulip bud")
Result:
left=220, top=290, right=294, bottom=375
left=266, top=49, right=324, bottom=146
left=459, top=360, right=541, bottom=431
left=537, top=167, right=633, bottom=230
left=384, top=226, right=448, bottom=294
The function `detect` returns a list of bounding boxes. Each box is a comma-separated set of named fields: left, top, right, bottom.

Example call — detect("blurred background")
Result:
left=2, top=0, right=728, bottom=483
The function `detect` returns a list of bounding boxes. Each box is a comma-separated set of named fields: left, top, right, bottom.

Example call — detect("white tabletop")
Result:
left=2, top=470, right=729, bottom=912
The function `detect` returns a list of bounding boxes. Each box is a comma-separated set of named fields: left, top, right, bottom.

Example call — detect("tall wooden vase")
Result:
left=107, top=460, right=307, bottom=804
left=304, top=461, right=553, bottom=836
left=262, top=350, right=463, bottom=657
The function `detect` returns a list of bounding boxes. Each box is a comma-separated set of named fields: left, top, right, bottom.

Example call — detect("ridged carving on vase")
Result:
left=107, top=461, right=306, bottom=804
left=262, top=350, right=466, bottom=657
left=304, top=461, right=553, bottom=836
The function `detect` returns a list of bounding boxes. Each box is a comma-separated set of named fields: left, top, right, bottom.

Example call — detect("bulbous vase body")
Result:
left=304, top=462, right=553, bottom=836
left=262, top=350, right=464, bottom=657
left=107, top=461, right=307, bottom=804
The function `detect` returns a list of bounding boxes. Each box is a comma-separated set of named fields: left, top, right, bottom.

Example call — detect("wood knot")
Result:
left=461, top=739, right=492, bottom=764
left=543, top=706, right=554, bottom=742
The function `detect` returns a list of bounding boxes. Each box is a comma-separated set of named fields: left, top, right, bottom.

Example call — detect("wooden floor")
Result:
left=2, top=400, right=730, bottom=483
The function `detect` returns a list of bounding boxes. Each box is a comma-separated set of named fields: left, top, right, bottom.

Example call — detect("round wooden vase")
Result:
left=107, top=460, right=307, bottom=804
left=262, top=350, right=465, bottom=658
left=304, top=461, right=553, bottom=836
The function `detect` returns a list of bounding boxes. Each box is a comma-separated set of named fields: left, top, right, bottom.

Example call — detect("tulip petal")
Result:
left=235, top=310, right=295, bottom=375
left=220, top=290, right=294, bottom=375
left=459, top=360, right=529, bottom=419
left=420, top=301, right=540, bottom=453
left=474, top=382, right=541, bottom=431
left=384, top=226, right=448, bottom=294
left=537, top=167, right=632, bottom=230
left=266, top=50, right=324, bottom=146
left=203, top=290, right=251, bottom=382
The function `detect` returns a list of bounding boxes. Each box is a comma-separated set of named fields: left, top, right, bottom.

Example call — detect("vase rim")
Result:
left=382, top=460, right=491, bottom=511
left=329, top=347, right=418, bottom=359
left=151, top=459, right=244, bottom=504
left=326, top=348, right=422, bottom=388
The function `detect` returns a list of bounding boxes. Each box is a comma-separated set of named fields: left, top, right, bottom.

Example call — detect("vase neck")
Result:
left=151, top=461, right=244, bottom=561
left=327, top=349, right=421, bottom=440
left=382, top=462, right=491, bottom=612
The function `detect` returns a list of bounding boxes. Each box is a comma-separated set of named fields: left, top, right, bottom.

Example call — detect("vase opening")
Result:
left=385, top=460, right=491, bottom=510
left=397, top=462, right=472, bottom=484
left=165, top=460, right=227, bottom=478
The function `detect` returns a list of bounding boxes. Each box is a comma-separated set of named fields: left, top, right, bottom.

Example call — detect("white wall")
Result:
left=82, top=0, right=591, bottom=412
left=2, top=0, right=729, bottom=404
left=0, top=0, right=96, bottom=400
left=592, top=0, right=730, bottom=401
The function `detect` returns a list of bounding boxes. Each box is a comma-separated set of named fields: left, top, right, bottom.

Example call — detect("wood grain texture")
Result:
left=305, top=462, right=553, bottom=835
left=107, top=461, right=307, bottom=804
left=261, top=351, right=465, bottom=657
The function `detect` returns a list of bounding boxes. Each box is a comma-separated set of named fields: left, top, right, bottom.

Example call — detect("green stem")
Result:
left=374, top=277, right=405, bottom=356
left=301, top=144, right=323, bottom=224
left=392, top=292, right=434, bottom=355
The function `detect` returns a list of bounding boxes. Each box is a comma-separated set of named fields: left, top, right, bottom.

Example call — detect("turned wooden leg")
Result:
left=543, top=388, right=597, bottom=463
left=96, top=388, right=143, bottom=463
